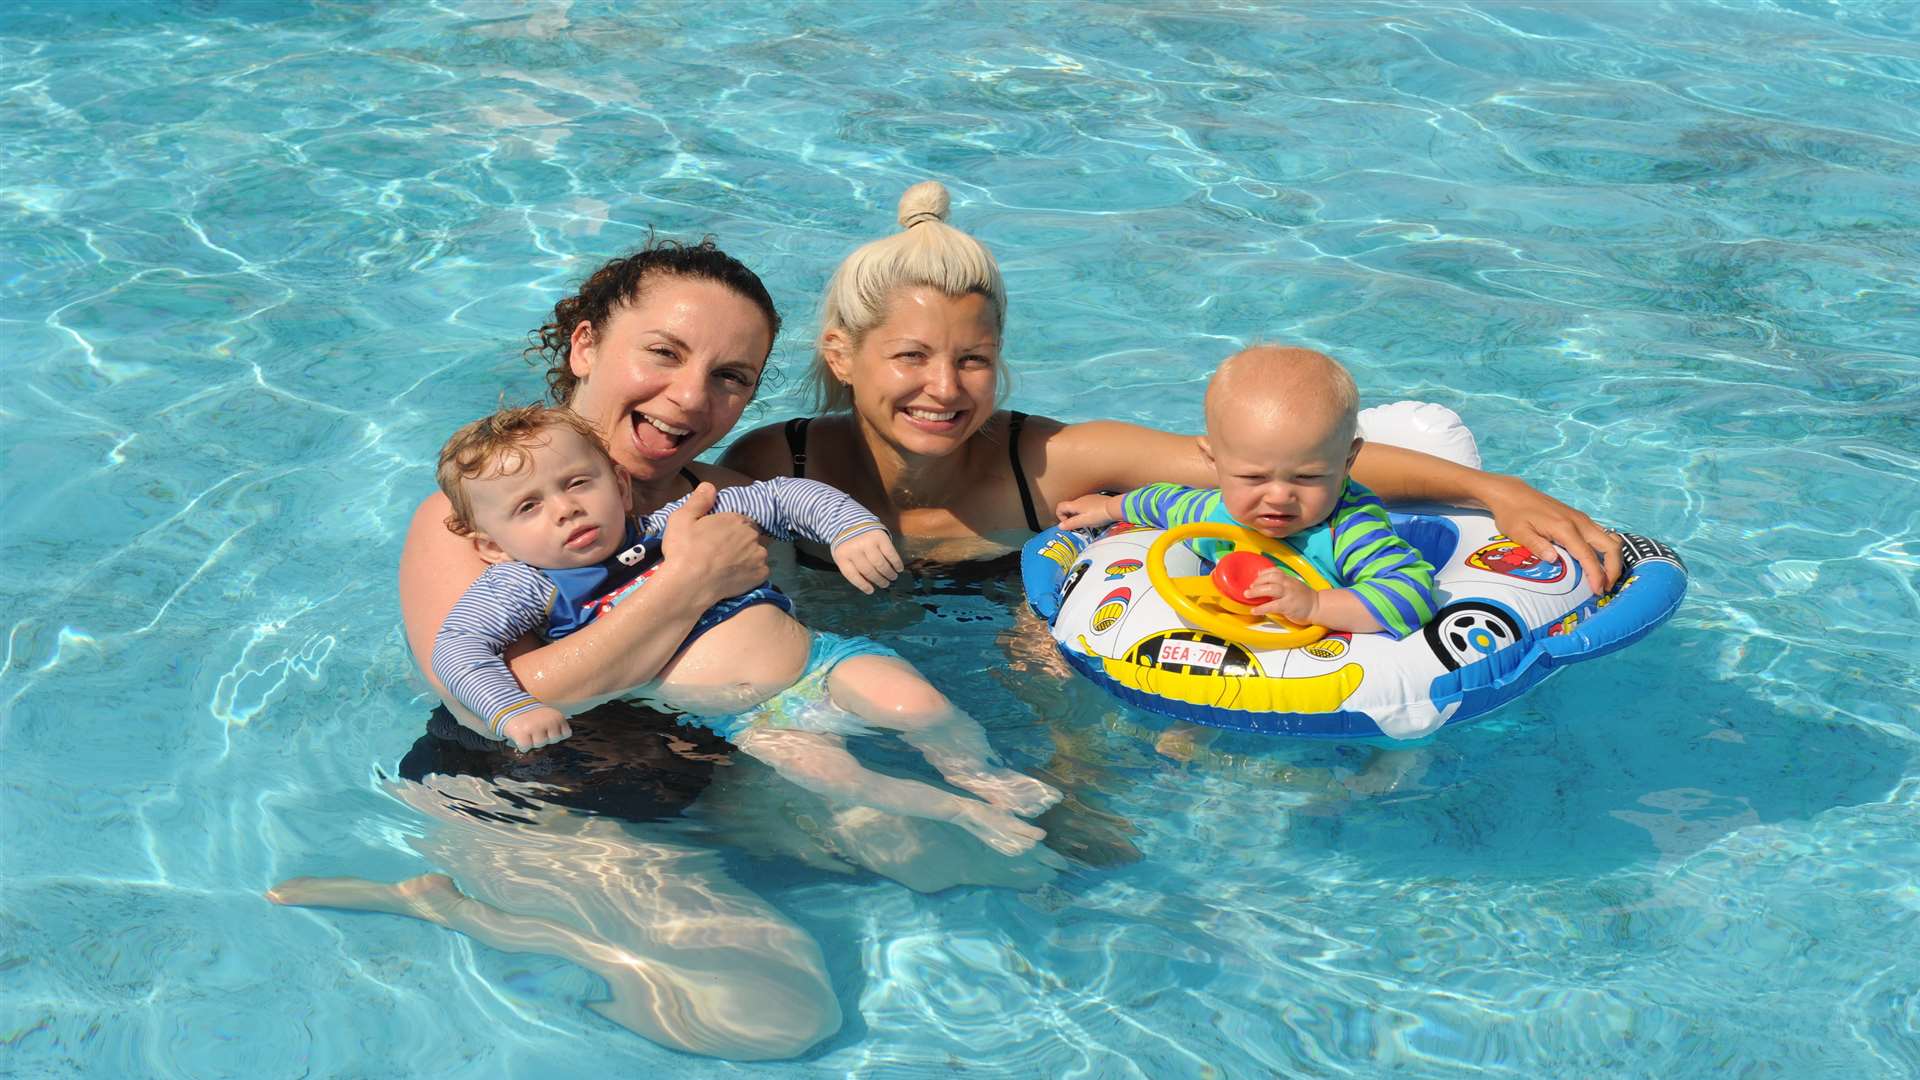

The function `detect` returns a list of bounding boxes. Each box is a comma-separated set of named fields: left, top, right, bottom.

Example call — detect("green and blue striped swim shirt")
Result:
left=1117, top=480, right=1438, bottom=639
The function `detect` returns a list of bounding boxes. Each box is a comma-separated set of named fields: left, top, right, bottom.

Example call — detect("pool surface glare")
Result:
left=2, top=2, right=1917, bottom=1077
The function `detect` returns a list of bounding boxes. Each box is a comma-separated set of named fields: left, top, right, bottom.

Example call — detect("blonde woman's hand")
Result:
left=1480, top=476, right=1623, bottom=592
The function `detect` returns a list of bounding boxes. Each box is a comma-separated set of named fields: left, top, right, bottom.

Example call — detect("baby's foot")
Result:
left=1155, top=722, right=1219, bottom=763
left=946, top=768, right=1064, bottom=818
left=951, top=801, right=1046, bottom=856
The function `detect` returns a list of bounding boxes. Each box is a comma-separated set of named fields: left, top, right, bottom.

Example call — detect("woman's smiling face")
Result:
left=830, top=286, right=1001, bottom=459
left=566, top=275, right=774, bottom=487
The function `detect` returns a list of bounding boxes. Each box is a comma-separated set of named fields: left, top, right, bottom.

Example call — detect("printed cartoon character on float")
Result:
left=1467, top=537, right=1568, bottom=584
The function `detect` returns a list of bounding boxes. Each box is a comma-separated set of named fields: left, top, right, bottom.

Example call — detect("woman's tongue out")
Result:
left=631, top=410, right=691, bottom=460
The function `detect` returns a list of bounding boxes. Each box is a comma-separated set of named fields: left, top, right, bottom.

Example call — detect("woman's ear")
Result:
left=819, top=328, right=854, bottom=385
left=568, top=320, right=597, bottom=381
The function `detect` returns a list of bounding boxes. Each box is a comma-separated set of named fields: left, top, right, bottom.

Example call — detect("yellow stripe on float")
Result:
left=1096, top=653, right=1365, bottom=713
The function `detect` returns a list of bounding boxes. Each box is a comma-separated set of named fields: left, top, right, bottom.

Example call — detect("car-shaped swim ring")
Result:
left=1021, top=510, right=1687, bottom=739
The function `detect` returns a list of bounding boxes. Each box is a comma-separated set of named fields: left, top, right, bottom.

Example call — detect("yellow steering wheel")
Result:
left=1144, top=522, right=1333, bottom=650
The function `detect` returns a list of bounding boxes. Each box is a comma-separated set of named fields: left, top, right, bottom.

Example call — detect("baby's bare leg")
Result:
left=825, top=655, right=1062, bottom=818
left=734, top=727, right=1044, bottom=857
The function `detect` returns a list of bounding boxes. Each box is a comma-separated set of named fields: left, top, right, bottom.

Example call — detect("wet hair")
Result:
left=810, top=181, right=1008, bottom=412
left=437, top=404, right=611, bottom=536
left=528, top=237, right=781, bottom=405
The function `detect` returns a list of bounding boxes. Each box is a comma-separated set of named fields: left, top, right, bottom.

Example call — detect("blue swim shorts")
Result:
left=705, top=631, right=900, bottom=742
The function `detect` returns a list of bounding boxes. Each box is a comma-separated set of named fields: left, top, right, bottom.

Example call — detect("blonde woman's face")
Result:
left=833, top=286, right=1000, bottom=459
left=566, top=277, right=772, bottom=487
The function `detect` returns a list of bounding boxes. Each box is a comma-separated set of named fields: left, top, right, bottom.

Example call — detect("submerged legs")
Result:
left=268, top=778, right=840, bottom=1061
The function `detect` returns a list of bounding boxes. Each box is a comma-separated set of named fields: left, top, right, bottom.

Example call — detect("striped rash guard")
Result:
left=433, top=476, right=886, bottom=739
left=1117, top=480, right=1438, bottom=639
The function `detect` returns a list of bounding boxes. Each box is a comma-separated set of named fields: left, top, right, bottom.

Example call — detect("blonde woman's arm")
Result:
left=1024, top=418, right=1622, bottom=590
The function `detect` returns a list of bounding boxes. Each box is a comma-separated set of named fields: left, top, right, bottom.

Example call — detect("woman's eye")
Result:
left=648, top=345, right=677, bottom=361
left=717, top=369, right=756, bottom=387
left=959, top=353, right=994, bottom=368
left=892, top=350, right=925, bottom=362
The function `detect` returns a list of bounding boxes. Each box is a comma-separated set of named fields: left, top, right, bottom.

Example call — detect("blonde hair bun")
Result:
left=897, top=181, right=951, bottom=230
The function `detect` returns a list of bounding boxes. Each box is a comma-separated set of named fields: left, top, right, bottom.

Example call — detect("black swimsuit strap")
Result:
left=781, top=417, right=835, bottom=571
left=783, top=416, right=811, bottom=478
left=1007, top=411, right=1043, bottom=533
left=678, top=467, right=700, bottom=489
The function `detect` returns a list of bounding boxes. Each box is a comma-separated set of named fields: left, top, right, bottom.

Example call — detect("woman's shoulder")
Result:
left=405, top=489, right=460, bottom=548
left=717, top=415, right=813, bottom=479
left=685, top=459, right=759, bottom=490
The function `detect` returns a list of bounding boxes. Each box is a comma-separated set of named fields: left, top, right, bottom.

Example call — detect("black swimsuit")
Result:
left=782, top=411, right=1045, bottom=540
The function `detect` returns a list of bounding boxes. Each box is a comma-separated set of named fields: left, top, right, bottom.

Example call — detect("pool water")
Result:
left=5, top=1, right=1918, bottom=1075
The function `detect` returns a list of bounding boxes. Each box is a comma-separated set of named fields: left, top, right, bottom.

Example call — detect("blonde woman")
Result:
left=723, top=180, right=1623, bottom=586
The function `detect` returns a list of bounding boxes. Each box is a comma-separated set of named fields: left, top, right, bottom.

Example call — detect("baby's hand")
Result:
left=1056, top=494, right=1119, bottom=531
left=1247, top=568, right=1319, bottom=625
left=833, top=528, right=905, bottom=594
left=501, top=707, right=572, bottom=752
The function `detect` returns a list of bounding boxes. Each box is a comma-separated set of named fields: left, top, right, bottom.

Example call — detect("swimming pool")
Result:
left=4, top=0, right=1917, bottom=1074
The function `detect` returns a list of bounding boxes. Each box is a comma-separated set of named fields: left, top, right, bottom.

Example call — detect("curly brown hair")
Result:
left=527, top=237, right=782, bottom=404
left=436, top=404, right=609, bottom=536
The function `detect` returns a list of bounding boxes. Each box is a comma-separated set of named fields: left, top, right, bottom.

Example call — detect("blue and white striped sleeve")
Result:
left=430, top=562, right=557, bottom=739
left=642, top=477, right=885, bottom=549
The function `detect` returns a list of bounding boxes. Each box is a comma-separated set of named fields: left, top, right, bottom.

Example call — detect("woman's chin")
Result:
left=618, top=451, right=697, bottom=489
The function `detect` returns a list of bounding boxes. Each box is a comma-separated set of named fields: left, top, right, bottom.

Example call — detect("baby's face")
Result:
left=1206, top=409, right=1358, bottom=539
left=464, top=425, right=633, bottom=569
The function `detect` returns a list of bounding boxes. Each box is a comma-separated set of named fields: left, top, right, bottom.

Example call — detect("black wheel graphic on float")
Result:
left=1424, top=600, right=1524, bottom=671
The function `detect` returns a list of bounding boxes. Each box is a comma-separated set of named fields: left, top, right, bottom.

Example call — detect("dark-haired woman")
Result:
left=401, top=246, right=782, bottom=730
left=272, top=242, right=1050, bottom=1061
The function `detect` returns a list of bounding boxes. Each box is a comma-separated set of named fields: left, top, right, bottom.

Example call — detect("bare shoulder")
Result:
left=686, top=459, right=758, bottom=490
left=402, top=490, right=464, bottom=561
left=399, top=489, right=488, bottom=673
left=716, top=417, right=801, bottom=480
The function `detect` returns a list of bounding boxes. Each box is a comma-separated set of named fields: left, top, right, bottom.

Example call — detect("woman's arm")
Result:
left=399, top=484, right=771, bottom=728
left=1018, top=418, right=1213, bottom=505
left=1023, top=418, right=1621, bottom=591
left=1348, top=442, right=1622, bottom=591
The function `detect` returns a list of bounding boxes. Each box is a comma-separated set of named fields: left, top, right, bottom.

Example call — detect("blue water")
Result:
left=5, top=1, right=1918, bottom=1075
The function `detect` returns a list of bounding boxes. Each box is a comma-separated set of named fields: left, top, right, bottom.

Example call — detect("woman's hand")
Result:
left=1479, top=475, right=1623, bottom=592
left=658, top=483, right=770, bottom=603
left=833, top=529, right=905, bottom=594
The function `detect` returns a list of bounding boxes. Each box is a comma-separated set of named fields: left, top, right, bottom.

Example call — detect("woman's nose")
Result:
left=924, top=357, right=959, bottom=398
left=666, top=364, right=708, bottom=412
